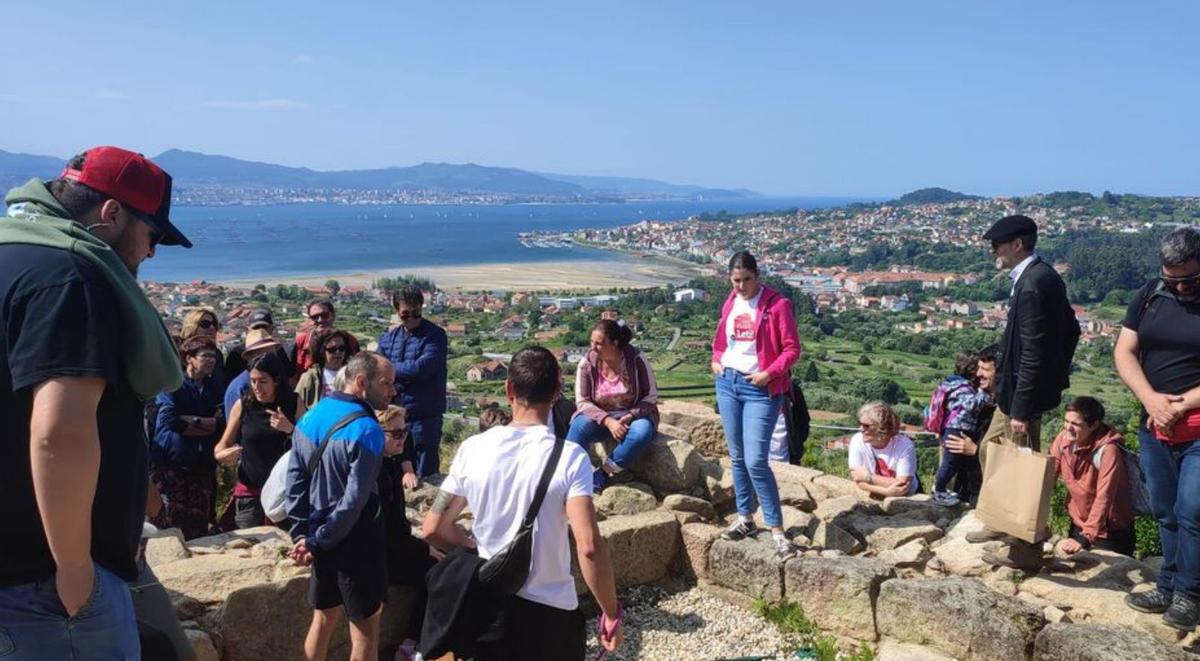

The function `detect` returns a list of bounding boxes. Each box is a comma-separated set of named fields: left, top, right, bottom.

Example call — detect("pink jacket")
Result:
left=711, top=284, right=802, bottom=397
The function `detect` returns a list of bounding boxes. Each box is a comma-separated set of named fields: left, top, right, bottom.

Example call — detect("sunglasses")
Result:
left=1161, top=272, right=1200, bottom=289
left=194, top=351, right=219, bottom=360
left=310, top=312, right=332, bottom=322
left=325, top=344, right=347, bottom=354
left=399, top=310, right=422, bottom=320
left=385, top=427, right=409, bottom=441
left=126, top=205, right=164, bottom=248
left=198, top=319, right=216, bottom=329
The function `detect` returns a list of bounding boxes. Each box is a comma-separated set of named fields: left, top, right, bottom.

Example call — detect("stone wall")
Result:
left=156, top=400, right=1198, bottom=660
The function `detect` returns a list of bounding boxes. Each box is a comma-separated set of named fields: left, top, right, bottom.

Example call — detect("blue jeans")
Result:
left=0, top=563, right=139, bottom=660
left=1140, top=426, right=1200, bottom=599
left=716, top=368, right=784, bottom=528
left=409, top=414, right=444, bottom=477
left=565, top=415, right=657, bottom=469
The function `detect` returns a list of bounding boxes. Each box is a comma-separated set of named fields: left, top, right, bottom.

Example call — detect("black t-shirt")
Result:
left=1123, top=280, right=1200, bottom=395
left=238, top=391, right=298, bottom=489
left=0, top=245, right=147, bottom=587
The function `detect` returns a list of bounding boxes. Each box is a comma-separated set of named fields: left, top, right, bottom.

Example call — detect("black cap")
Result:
left=983, top=214, right=1038, bottom=243
left=248, top=309, right=274, bottom=329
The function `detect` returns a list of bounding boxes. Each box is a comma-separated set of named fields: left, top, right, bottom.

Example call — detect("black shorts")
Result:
left=308, top=514, right=387, bottom=621
left=475, top=596, right=585, bottom=661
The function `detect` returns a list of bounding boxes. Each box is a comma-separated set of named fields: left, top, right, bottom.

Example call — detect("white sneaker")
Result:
left=932, top=491, right=961, bottom=507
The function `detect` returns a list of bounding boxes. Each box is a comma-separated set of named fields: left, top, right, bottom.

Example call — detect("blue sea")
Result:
left=139, top=197, right=872, bottom=283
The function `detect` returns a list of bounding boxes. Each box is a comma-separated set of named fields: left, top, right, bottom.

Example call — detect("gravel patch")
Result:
left=585, top=584, right=791, bottom=660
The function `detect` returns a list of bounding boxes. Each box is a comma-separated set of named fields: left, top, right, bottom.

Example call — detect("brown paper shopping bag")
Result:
left=975, top=441, right=1056, bottom=543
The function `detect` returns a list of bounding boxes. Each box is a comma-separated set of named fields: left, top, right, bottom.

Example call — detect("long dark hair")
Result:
left=593, top=319, right=634, bottom=350
left=728, top=250, right=759, bottom=274
left=242, top=350, right=292, bottom=410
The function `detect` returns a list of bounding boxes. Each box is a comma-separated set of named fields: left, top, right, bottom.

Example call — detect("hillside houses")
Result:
left=466, top=360, right=508, bottom=382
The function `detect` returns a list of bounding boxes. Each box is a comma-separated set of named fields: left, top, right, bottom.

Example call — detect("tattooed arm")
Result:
left=421, top=489, right=475, bottom=551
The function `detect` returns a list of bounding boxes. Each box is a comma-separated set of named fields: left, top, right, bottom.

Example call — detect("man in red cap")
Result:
left=0, top=146, right=191, bottom=659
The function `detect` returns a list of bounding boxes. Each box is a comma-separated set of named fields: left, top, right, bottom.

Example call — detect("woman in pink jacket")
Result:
left=711, top=251, right=802, bottom=559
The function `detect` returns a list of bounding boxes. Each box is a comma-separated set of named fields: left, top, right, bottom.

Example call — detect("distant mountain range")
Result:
left=0, top=148, right=758, bottom=202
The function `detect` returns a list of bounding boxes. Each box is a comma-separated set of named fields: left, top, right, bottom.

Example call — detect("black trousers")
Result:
left=1069, top=522, right=1136, bottom=556
left=475, top=596, right=586, bottom=661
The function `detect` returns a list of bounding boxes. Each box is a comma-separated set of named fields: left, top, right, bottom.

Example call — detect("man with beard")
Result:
left=1117, top=227, right=1200, bottom=631
left=285, top=351, right=396, bottom=661
left=0, top=146, right=191, bottom=659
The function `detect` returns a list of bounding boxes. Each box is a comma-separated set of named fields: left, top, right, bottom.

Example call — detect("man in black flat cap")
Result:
left=965, top=214, right=1080, bottom=568
left=980, top=214, right=1080, bottom=458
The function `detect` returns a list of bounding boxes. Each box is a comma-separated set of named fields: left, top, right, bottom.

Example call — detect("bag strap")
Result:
left=520, top=436, right=566, bottom=530
left=307, top=409, right=373, bottom=475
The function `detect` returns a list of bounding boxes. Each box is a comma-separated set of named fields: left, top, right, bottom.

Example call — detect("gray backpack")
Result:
left=1092, top=443, right=1153, bottom=516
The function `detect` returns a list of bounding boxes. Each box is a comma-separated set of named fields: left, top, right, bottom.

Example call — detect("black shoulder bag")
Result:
left=306, top=409, right=373, bottom=474
left=477, top=435, right=566, bottom=595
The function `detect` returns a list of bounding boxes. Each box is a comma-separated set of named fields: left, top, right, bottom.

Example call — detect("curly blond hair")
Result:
left=857, top=401, right=900, bottom=437
left=376, top=405, right=407, bottom=430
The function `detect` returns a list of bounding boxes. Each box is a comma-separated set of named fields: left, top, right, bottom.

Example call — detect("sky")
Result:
left=1, top=1, right=1197, bottom=197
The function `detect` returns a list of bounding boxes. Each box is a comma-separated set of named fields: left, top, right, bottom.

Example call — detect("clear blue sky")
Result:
left=2, top=1, right=1197, bottom=197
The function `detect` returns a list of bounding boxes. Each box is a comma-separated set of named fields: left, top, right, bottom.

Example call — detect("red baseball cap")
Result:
left=61, top=146, right=192, bottom=248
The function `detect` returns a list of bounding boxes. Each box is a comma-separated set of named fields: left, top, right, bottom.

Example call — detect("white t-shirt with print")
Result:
left=441, top=424, right=593, bottom=610
left=847, top=432, right=918, bottom=496
left=720, top=289, right=763, bottom=374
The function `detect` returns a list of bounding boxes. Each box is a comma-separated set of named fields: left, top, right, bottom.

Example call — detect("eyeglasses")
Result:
left=385, top=427, right=409, bottom=441
left=310, top=312, right=332, bottom=322
left=398, top=310, right=422, bottom=320
left=194, top=351, right=219, bottom=360
left=325, top=344, right=347, bottom=354
left=989, top=239, right=1009, bottom=253
left=198, top=319, right=216, bottom=330
left=858, top=421, right=877, bottom=432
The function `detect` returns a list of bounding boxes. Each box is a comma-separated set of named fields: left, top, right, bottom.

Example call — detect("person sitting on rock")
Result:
left=848, top=402, right=919, bottom=498
left=1049, top=396, right=1136, bottom=556
left=567, top=319, right=660, bottom=492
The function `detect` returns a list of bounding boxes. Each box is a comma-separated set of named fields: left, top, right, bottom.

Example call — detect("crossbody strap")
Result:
left=520, top=436, right=566, bottom=530
left=307, top=409, right=373, bottom=474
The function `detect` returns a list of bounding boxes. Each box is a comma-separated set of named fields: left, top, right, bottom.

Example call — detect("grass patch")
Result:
left=753, top=598, right=875, bottom=661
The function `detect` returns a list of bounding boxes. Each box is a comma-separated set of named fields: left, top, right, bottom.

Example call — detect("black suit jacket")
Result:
left=997, top=257, right=1081, bottom=420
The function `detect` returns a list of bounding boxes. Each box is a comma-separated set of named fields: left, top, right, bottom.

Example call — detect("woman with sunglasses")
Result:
left=150, top=336, right=226, bottom=539
left=376, top=406, right=435, bottom=658
left=214, top=351, right=306, bottom=529
left=848, top=402, right=919, bottom=498
left=296, top=328, right=358, bottom=409
left=711, top=251, right=802, bottom=560
left=181, top=308, right=227, bottom=388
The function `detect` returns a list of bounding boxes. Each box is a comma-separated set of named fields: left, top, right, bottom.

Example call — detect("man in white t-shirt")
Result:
left=847, top=402, right=920, bottom=497
left=422, top=346, right=623, bottom=660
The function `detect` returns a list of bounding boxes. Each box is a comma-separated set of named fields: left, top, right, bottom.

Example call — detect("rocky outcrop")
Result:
left=708, top=536, right=787, bottom=601
left=783, top=557, right=895, bottom=641
left=625, top=437, right=703, bottom=494
left=1033, top=622, right=1189, bottom=661
left=876, top=577, right=1045, bottom=660
left=843, top=514, right=944, bottom=552
left=590, top=510, right=680, bottom=589
left=661, top=494, right=717, bottom=521
left=594, top=483, right=657, bottom=516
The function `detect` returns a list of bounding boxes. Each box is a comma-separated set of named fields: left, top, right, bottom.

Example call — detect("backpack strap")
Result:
left=520, top=436, right=566, bottom=530
left=307, top=409, right=373, bottom=475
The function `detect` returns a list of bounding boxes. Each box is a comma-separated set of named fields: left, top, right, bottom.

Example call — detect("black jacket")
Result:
left=997, top=257, right=1081, bottom=420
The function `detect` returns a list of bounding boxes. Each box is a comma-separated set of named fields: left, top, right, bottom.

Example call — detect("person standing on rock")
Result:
left=567, top=318, right=660, bottom=492
left=285, top=351, right=396, bottom=661
left=967, top=216, right=1079, bottom=569
left=710, top=251, right=802, bottom=560
left=0, top=146, right=192, bottom=659
left=421, top=346, right=622, bottom=660
left=979, top=214, right=1079, bottom=459
left=1116, top=226, right=1200, bottom=631
left=378, top=286, right=448, bottom=478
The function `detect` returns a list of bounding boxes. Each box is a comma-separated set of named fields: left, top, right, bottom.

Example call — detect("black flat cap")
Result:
left=983, top=214, right=1038, bottom=242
